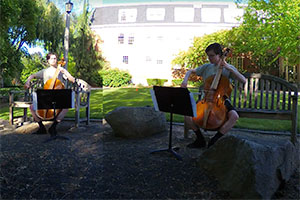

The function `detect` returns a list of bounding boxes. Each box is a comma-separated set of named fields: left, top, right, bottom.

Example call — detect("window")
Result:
left=128, top=34, right=134, bottom=45
left=174, top=7, right=194, bottom=22
left=146, top=56, right=152, bottom=62
left=157, top=59, right=163, bottom=64
left=118, top=33, right=124, bottom=44
left=123, top=56, right=128, bottom=64
left=147, top=8, right=165, bottom=21
left=157, top=36, right=164, bottom=41
left=118, top=9, right=137, bottom=23
left=201, top=8, right=221, bottom=22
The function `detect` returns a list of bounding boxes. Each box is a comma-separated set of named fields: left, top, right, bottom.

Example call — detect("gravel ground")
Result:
left=0, top=119, right=299, bottom=199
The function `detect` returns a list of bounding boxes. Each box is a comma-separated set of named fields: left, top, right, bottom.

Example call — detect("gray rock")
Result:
left=198, top=133, right=299, bottom=199
left=105, top=106, right=167, bottom=138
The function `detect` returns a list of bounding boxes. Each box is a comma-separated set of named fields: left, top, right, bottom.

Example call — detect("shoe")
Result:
left=32, top=126, right=47, bottom=135
left=208, top=132, right=224, bottom=148
left=187, top=139, right=206, bottom=148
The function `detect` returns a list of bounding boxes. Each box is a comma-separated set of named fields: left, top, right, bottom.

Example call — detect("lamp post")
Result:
left=64, top=0, right=73, bottom=70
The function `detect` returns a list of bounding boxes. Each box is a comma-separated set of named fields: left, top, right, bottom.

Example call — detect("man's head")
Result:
left=205, top=43, right=223, bottom=65
left=46, top=52, right=58, bottom=67
left=205, top=43, right=223, bottom=56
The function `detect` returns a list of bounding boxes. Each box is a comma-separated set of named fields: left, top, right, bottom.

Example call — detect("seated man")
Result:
left=24, top=52, right=75, bottom=135
left=181, top=43, right=246, bottom=148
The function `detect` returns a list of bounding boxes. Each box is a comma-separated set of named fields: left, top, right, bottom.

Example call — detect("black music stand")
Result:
left=150, top=86, right=197, bottom=160
left=35, top=89, right=74, bottom=142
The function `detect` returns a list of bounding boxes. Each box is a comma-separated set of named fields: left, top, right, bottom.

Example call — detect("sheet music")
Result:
left=71, top=91, right=75, bottom=108
left=32, top=91, right=37, bottom=111
left=150, top=89, right=159, bottom=111
left=189, top=92, right=197, bottom=117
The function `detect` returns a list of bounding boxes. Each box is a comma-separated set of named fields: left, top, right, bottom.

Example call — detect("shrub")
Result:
left=21, top=54, right=45, bottom=84
left=90, top=70, right=103, bottom=87
left=171, top=79, right=183, bottom=86
left=147, top=79, right=168, bottom=86
left=172, top=79, right=203, bottom=87
left=100, top=68, right=132, bottom=87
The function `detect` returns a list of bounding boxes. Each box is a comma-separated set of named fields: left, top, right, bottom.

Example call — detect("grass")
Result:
left=1, top=87, right=299, bottom=133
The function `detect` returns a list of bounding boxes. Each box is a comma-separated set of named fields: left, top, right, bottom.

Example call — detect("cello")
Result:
left=36, top=59, right=66, bottom=120
left=192, top=48, right=232, bottom=130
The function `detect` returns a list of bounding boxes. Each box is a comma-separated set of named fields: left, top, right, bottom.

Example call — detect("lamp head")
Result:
left=65, top=0, right=73, bottom=14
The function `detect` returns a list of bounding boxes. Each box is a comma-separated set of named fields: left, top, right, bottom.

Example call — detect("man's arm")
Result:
left=24, top=73, right=38, bottom=89
left=181, top=69, right=197, bottom=88
left=220, top=60, right=246, bottom=84
left=59, top=67, right=75, bottom=83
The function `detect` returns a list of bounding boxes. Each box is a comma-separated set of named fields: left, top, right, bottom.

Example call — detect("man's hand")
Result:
left=24, top=81, right=30, bottom=89
left=218, top=59, right=229, bottom=69
left=181, top=81, right=188, bottom=88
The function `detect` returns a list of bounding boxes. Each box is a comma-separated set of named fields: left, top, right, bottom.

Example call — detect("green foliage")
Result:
left=100, top=68, right=132, bottom=87
left=20, top=54, right=45, bottom=84
left=0, top=87, right=20, bottom=97
left=172, top=0, right=300, bottom=75
left=146, top=79, right=168, bottom=86
left=172, top=79, right=203, bottom=87
left=0, top=46, right=24, bottom=86
left=70, top=0, right=106, bottom=86
left=90, top=70, right=103, bottom=87
left=171, top=79, right=183, bottom=86
left=172, top=30, right=231, bottom=70
left=0, top=0, right=41, bottom=87
left=0, top=0, right=64, bottom=87
left=235, top=0, right=300, bottom=65
left=35, top=0, right=65, bottom=53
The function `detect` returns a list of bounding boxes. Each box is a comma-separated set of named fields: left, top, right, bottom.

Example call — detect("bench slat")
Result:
left=260, top=79, right=264, bottom=109
left=276, top=82, right=281, bottom=110
left=254, top=78, right=259, bottom=108
left=243, top=79, right=248, bottom=108
left=238, top=82, right=242, bottom=108
left=271, top=80, right=275, bottom=110
left=236, top=109, right=292, bottom=120
left=249, top=77, right=253, bottom=108
left=288, top=90, right=292, bottom=110
left=232, top=79, right=237, bottom=107
left=11, top=102, right=32, bottom=108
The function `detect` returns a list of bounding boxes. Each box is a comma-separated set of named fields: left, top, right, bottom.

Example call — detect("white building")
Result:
left=90, top=0, right=245, bottom=85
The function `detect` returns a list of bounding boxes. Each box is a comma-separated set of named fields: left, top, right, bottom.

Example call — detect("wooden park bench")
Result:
left=184, top=73, right=299, bottom=143
left=9, top=78, right=91, bottom=128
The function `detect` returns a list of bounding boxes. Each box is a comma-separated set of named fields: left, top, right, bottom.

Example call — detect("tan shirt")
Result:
left=195, top=63, right=238, bottom=82
left=34, top=66, right=66, bottom=84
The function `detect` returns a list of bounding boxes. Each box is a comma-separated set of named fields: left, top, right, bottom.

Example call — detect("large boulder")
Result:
left=198, top=133, right=299, bottom=199
left=105, top=106, right=167, bottom=138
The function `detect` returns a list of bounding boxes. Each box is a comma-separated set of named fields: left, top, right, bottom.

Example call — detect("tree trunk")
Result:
left=279, top=57, right=284, bottom=78
left=297, top=63, right=300, bottom=86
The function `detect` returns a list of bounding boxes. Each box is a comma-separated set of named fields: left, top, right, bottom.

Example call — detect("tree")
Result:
left=0, top=0, right=65, bottom=87
left=172, top=0, right=300, bottom=81
left=235, top=0, right=300, bottom=65
left=35, top=0, right=65, bottom=53
left=171, top=30, right=232, bottom=70
left=0, top=0, right=41, bottom=86
left=70, top=0, right=105, bottom=86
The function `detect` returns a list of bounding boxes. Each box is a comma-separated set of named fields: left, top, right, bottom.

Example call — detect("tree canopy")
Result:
left=236, top=0, right=300, bottom=65
left=172, top=0, right=300, bottom=76
left=0, top=0, right=65, bottom=86
left=70, top=0, right=105, bottom=86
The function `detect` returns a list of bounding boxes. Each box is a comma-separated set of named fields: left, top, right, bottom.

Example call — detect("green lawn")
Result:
left=100, top=87, right=298, bottom=132
left=1, top=87, right=299, bottom=133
